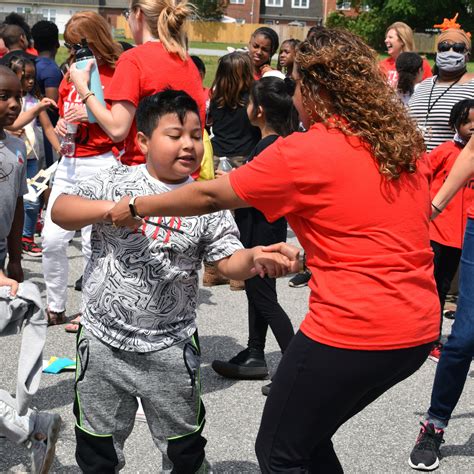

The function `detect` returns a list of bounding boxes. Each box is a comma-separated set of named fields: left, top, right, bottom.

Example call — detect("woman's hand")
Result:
left=261, top=242, right=301, bottom=274
left=64, top=103, right=88, bottom=123
left=105, top=196, right=144, bottom=229
left=55, top=118, right=67, bottom=137
left=69, top=60, right=93, bottom=96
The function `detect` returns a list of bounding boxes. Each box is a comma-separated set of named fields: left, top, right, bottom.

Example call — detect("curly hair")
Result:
left=296, top=28, right=425, bottom=179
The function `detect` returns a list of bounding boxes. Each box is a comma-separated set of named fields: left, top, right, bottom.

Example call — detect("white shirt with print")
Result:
left=67, top=164, right=243, bottom=352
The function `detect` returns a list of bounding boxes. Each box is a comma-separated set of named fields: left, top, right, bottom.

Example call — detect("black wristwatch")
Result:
left=129, top=196, right=143, bottom=221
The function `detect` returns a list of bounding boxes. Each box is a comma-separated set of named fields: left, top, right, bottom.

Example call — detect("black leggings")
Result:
left=245, top=275, right=294, bottom=353
left=431, top=240, right=462, bottom=339
left=255, top=331, right=432, bottom=473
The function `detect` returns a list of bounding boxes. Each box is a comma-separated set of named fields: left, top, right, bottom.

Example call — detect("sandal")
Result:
left=46, top=309, right=67, bottom=326
left=65, top=313, right=82, bottom=334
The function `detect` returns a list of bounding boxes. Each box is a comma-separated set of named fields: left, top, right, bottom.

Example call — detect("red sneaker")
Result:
left=428, top=343, right=443, bottom=363
left=22, top=237, right=42, bottom=257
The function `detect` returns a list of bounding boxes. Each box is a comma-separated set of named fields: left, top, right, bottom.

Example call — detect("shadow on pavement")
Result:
left=443, top=433, right=474, bottom=458
left=34, top=377, right=75, bottom=410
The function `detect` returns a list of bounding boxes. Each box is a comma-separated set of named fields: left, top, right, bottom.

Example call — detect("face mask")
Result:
left=435, top=51, right=466, bottom=73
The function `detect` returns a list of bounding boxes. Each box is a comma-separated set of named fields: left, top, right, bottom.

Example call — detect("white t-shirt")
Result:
left=67, top=164, right=243, bottom=352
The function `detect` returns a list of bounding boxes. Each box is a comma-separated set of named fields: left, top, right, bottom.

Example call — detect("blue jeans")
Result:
left=22, top=159, right=40, bottom=239
left=428, top=217, right=474, bottom=425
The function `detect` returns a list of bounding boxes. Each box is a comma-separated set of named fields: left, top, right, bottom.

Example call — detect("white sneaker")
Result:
left=28, top=412, right=62, bottom=474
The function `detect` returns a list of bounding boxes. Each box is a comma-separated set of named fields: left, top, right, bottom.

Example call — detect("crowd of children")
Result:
left=0, top=5, right=473, bottom=474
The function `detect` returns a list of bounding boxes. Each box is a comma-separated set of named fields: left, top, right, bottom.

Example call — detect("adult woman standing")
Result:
left=42, top=12, right=124, bottom=327
left=379, top=22, right=432, bottom=88
left=108, top=28, right=440, bottom=471
left=409, top=28, right=474, bottom=152
left=69, top=0, right=206, bottom=166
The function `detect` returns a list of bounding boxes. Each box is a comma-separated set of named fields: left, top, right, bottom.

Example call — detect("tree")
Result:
left=329, top=1, right=474, bottom=51
left=194, top=0, right=229, bottom=20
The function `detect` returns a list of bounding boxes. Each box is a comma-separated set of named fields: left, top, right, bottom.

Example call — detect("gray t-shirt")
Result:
left=67, top=164, right=243, bottom=352
left=0, top=134, right=27, bottom=265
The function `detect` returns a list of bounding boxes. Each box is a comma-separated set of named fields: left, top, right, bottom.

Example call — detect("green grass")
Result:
left=189, top=41, right=245, bottom=51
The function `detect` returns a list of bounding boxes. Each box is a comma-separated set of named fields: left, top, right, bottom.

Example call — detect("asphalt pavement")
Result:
left=0, top=231, right=472, bottom=473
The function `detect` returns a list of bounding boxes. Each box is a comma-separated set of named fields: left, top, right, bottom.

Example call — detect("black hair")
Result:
left=4, top=13, right=33, bottom=45
left=252, top=27, right=279, bottom=58
left=31, top=21, right=59, bottom=52
left=395, top=52, right=423, bottom=95
left=6, top=55, right=40, bottom=98
left=2, top=24, right=27, bottom=49
left=118, top=40, right=134, bottom=52
left=136, top=89, right=200, bottom=137
left=307, top=26, right=323, bottom=40
left=449, top=99, right=474, bottom=131
left=190, top=55, right=206, bottom=77
left=249, top=76, right=299, bottom=137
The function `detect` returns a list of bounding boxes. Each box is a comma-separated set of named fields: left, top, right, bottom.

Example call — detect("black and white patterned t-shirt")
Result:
left=67, top=164, right=243, bottom=352
left=409, top=76, right=474, bottom=151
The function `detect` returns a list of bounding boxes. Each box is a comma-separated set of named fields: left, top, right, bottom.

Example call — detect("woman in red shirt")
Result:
left=42, top=12, right=124, bottom=327
left=69, top=0, right=205, bottom=166
left=108, top=28, right=439, bottom=471
left=379, top=21, right=432, bottom=88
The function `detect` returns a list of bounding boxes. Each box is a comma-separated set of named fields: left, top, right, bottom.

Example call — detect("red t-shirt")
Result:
left=58, top=64, right=123, bottom=158
left=229, top=123, right=440, bottom=351
left=379, top=56, right=432, bottom=88
left=104, top=41, right=206, bottom=166
left=430, top=141, right=474, bottom=246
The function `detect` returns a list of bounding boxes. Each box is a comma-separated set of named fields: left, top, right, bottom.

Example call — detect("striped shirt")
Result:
left=409, top=76, right=474, bottom=151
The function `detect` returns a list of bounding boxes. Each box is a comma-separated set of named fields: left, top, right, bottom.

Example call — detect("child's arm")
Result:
left=6, top=198, right=24, bottom=283
left=38, top=110, right=61, bottom=155
left=215, top=243, right=300, bottom=280
left=52, top=194, right=115, bottom=230
left=0, top=270, right=19, bottom=296
left=6, top=97, right=57, bottom=131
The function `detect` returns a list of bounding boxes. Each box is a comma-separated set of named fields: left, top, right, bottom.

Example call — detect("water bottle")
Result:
left=217, top=157, right=233, bottom=172
left=60, top=123, right=78, bottom=157
left=75, top=38, right=105, bottom=123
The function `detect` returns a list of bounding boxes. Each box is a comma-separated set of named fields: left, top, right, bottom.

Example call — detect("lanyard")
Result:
left=426, top=76, right=461, bottom=118
left=422, top=76, right=461, bottom=140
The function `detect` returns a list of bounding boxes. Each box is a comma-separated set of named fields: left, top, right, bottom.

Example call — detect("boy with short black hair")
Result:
left=52, top=90, right=295, bottom=472
left=0, top=64, right=61, bottom=474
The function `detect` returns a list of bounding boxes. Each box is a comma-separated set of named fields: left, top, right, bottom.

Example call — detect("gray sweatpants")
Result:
left=0, top=281, right=47, bottom=443
left=74, top=327, right=208, bottom=473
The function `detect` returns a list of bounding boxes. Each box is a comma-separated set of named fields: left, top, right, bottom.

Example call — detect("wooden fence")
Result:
left=116, top=18, right=438, bottom=52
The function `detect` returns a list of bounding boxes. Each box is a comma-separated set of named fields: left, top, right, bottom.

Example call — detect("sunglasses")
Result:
left=64, top=42, right=82, bottom=52
left=437, top=41, right=467, bottom=54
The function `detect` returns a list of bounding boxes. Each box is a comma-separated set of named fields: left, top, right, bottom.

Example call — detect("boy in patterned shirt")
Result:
left=52, top=90, right=296, bottom=473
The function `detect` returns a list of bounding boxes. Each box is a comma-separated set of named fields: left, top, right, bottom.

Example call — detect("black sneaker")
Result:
left=408, top=421, right=444, bottom=471
left=74, top=275, right=83, bottom=292
left=212, top=348, right=268, bottom=380
left=261, top=382, right=272, bottom=396
left=288, top=270, right=311, bottom=288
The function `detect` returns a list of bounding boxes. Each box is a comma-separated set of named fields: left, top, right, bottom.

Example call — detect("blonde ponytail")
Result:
left=132, top=0, right=194, bottom=60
